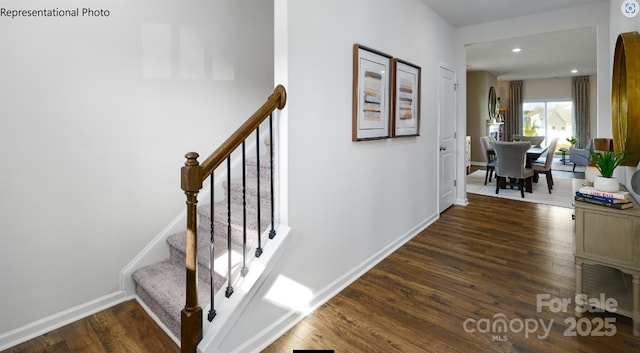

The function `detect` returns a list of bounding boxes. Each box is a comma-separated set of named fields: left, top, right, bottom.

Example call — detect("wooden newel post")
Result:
left=181, top=152, right=203, bottom=353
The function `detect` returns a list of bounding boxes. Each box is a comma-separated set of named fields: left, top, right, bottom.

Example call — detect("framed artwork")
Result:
left=391, top=58, right=421, bottom=137
left=352, top=44, right=392, bottom=141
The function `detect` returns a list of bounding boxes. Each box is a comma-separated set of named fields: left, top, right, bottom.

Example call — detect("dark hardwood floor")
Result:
left=264, top=193, right=639, bottom=352
left=1, top=300, right=179, bottom=353
left=5, top=176, right=638, bottom=353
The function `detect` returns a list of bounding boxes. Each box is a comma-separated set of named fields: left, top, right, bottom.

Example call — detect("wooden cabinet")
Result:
left=573, top=180, right=640, bottom=335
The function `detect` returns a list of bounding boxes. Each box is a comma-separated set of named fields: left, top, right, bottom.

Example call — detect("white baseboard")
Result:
left=456, top=196, right=470, bottom=206
left=0, top=291, right=128, bottom=351
left=220, top=214, right=439, bottom=353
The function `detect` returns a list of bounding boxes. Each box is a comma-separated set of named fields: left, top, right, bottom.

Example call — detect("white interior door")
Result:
left=438, top=65, right=456, bottom=212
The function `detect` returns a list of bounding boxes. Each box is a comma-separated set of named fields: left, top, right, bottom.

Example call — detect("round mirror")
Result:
left=488, top=86, right=497, bottom=119
left=612, top=31, right=640, bottom=166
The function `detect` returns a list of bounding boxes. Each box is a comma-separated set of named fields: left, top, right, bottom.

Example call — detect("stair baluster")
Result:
left=207, top=176, right=217, bottom=322
left=255, top=126, right=263, bottom=258
left=269, top=113, right=276, bottom=239
left=241, top=142, right=249, bottom=276
left=225, top=157, right=234, bottom=298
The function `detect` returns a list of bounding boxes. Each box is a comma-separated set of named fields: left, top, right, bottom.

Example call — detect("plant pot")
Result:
left=594, top=175, right=620, bottom=192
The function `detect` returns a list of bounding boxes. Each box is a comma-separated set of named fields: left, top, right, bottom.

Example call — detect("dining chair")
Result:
left=479, top=136, right=496, bottom=185
left=512, top=134, right=545, bottom=147
left=493, top=141, right=534, bottom=198
left=531, top=138, right=558, bottom=193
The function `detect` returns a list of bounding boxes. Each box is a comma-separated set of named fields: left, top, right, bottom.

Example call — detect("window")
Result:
left=522, top=100, right=573, bottom=146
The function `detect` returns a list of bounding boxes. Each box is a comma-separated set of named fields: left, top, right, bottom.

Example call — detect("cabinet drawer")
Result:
left=575, top=209, right=640, bottom=267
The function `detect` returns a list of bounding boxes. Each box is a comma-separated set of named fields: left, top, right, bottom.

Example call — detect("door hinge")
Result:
left=453, top=179, right=457, bottom=187
left=454, top=83, right=458, bottom=91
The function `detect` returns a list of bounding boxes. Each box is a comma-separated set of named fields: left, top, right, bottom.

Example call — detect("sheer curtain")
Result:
left=506, top=80, right=523, bottom=141
left=573, top=76, right=590, bottom=148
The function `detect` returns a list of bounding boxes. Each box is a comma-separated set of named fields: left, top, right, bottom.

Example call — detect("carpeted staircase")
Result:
left=132, top=142, right=274, bottom=338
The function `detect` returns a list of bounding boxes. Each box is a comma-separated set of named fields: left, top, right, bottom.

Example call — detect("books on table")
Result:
left=575, top=186, right=633, bottom=209
left=577, top=186, right=630, bottom=200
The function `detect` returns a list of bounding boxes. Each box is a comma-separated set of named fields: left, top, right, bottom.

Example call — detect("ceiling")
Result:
left=465, top=26, right=597, bottom=80
left=419, top=0, right=605, bottom=80
left=419, top=0, right=606, bottom=28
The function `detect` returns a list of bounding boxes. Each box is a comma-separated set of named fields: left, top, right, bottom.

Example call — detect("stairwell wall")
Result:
left=0, top=0, right=273, bottom=338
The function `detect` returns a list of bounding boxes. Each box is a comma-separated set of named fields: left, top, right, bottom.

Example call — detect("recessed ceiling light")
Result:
left=512, top=48, right=522, bottom=53
left=571, top=69, right=578, bottom=74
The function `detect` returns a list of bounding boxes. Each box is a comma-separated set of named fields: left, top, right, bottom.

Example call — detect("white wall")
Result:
left=270, top=0, right=453, bottom=311
left=455, top=2, right=610, bottom=203
left=610, top=0, right=640, bottom=92
left=0, top=0, right=273, bottom=334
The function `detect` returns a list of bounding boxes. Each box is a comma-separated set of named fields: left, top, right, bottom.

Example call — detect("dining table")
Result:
left=526, top=146, right=547, bottom=166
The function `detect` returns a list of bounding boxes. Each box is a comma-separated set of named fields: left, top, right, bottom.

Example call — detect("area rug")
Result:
left=466, top=169, right=574, bottom=208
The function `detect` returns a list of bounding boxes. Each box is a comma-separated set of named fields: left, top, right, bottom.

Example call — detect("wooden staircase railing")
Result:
left=179, top=85, right=286, bottom=353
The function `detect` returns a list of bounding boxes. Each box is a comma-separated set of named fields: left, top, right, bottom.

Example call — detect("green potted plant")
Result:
left=566, top=137, right=577, bottom=146
left=589, top=149, right=629, bottom=192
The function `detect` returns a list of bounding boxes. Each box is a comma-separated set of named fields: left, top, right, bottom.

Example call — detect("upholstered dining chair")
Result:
left=479, top=136, right=496, bottom=185
left=532, top=138, right=558, bottom=193
left=493, top=141, right=534, bottom=198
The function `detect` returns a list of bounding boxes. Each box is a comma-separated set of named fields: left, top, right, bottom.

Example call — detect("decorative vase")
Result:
left=585, top=166, right=599, bottom=183
left=594, top=175, right=620, bottom=192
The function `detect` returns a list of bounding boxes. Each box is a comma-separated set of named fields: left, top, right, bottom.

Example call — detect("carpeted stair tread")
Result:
left=166, top=226, right=260, bottom=278
left=132, top=260, right=212, bottom=337
left=198, top=201, right=273, bottom=240
left=244, top=157, right=273, bottom=180
left=224, top=178, right=273, bottom=211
